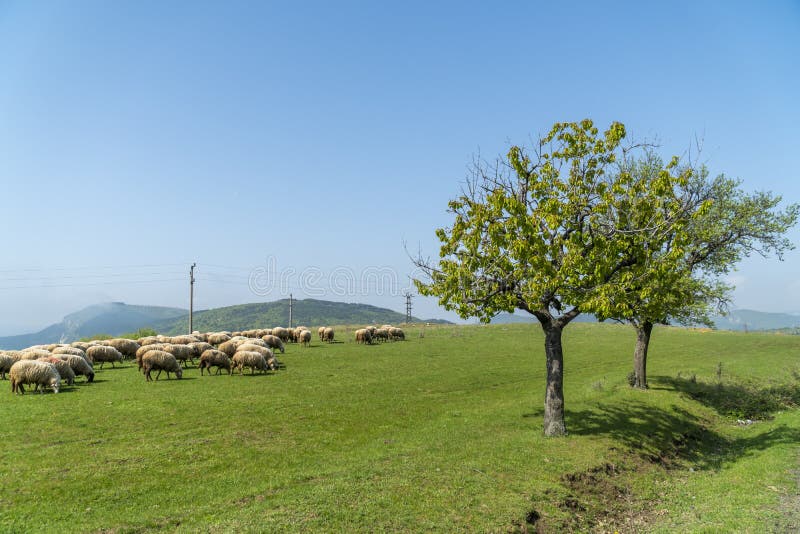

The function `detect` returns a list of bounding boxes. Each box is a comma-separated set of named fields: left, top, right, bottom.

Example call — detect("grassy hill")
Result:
left=2, top=322, right=800, bottom=531
left=0, top=302, right=186, bottom=349
left=153, top=298, right=449, bottom=334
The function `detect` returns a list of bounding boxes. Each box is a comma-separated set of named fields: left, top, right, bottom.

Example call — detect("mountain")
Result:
left=490, top=312, right=599, bottom=324
left=151, top=299, right=450, bottom=335
left=490, top=309, right=800, bottom=332
left=0, top=302, right=187, bottom=349
left=710, top=309, right=800, bottom=332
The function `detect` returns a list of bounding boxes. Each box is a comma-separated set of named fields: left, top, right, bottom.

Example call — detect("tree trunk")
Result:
left=542, top=324, right=567, bottom=436
left=632, top=321, right=653, bottom=389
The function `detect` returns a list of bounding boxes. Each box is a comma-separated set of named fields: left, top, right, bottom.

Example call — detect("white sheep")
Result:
left=141, top=350, right=183, bottom=381
left=86, top=345, right=124, bottom=369
left=261, top=335, right=285, bottom=354
left=38, top=357, right=76, bottom=386
left=198, top=349, right=232, bottom=376
left=232, top=351, right=270, bottom=375
left=58, top=354, right=95, bottom=383
left=9, top=360, right=60, bottom=394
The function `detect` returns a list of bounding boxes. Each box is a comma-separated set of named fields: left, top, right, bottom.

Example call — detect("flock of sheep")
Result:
left=0, top=323, right=406, bottom=395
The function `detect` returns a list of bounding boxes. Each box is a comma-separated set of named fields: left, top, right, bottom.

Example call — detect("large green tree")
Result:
left=413, top=120, right=692, bottom=436
left=602, top=157, right=799, bottom=388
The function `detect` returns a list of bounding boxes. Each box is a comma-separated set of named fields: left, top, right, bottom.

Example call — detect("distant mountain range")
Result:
left=0, top=302, right=186, bottom=349
left=0, top=299, right=450, bottom=349
left=491, top=309, right=800, bottom=332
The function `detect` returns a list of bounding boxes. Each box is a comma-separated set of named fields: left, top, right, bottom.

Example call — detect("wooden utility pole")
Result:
left=189, top=263, right=196, bottom=333
left=288, top=293, right=293, bottom=328
left=404, top=292, right=412, bottom=324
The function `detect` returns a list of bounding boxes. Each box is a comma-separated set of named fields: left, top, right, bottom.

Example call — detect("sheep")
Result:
left=20, top=349, right=52, bottom=360
left=9, top=360, right=60, bottom=394
left=104, top=338, right=140, bottom=359
left=137, top=336, right=161, bottom=346
left=168, top=335, right=198, bottom=345
left=355, top=329, right=372, bottom=344
left=207, top=333, right=231, bottom=345
left=298, top=330, right=312, bottom=347
left=52, top=346, right=86, bottom=358
left=236, top=344, right=274, bottom=360
left=59, top=354, right=95, bottom=383
left=188, top=341, right=214, bottom=357
left=86, top=345, right=124, bottom=369
left=0, top=353, right=15, bottom=379
left=318, top=326, right=326, bottom=341
left=38, top=356, right=76, bottom=386
left=388, top=327, right=405, bottom=341
left=231, top=351, right=270, bottom=375
left=198, top=349, right=232, bottom=376
left=271, top=327, right=290, bottom=342
left=141, top=350, right=183, bottom=381
left=374, top=328, right=389, bottom=342
left=70, top=341, right=91, bottom=351
left=261, top=335, right=285, bottom=354
left=163, top=344, right=198, bottom=366
left=135, top=343, right=168, bottom=370
left=217, top=340, right=238, bottom=357
left=322, top=327, right=335, bottom=343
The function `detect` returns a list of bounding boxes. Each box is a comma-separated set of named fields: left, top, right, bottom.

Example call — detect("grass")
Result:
left=1, top=322, right=799, bottom=532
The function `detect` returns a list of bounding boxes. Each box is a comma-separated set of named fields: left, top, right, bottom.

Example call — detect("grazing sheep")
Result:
left=271, top=327, right=290, bottom=342
left=163, top=344, right=198, bottom=366
left=261, top=335, right=285, bottom=354
left=318, top=326, right=326, bottom=341
left=59, top=355, right=95, bottom=383
left=355, top=329, right=372, bottom=344
left=168, top=335, right=198, bottom=345
left=135, top=343, right=168, bottom=370
left=188, top=341, right=214, bottom=357
left=198, top=349, right=232, bottom=376
left=137, top=337, right=161, bottom=346
left=298, top=330, right=312, bottom=347
left=207, top=333, right=231, bottom=345
left=9, top=360, right=60, bottom=394
left=0, top=353, right=15, bottom=380
left=141, top=350, right=183, bottom=381
left=38, top=356, right=76, bottom=386
left=70, top=341, right=90, bottom=351
left=388, top=327, right=405, bottom=341
left=20, top=349, right=52, bottom=360
left=52, top=346, right=86, bottom=358
left=105, top=338, right=140, bottom=359
left=322, top=327, right=335, bottom=343
left=236, top=344, right=274, bottom=360
left=217, top=340, right=238, bottom=357
left=374, top=328, right=389, bottom=342
left=232, top=351, right=270, bottom=375
left=86, top=345, right=124, bottom=369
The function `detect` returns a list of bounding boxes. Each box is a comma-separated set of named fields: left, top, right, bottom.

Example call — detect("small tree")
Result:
left=602, top=156, right=799, bottom=388
left=413, top=120, right=691, bottom=436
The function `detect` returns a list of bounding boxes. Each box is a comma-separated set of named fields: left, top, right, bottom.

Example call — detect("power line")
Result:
left=0, top=278, right=185, bottom=291
left=0, top=263, right=188, bottom=274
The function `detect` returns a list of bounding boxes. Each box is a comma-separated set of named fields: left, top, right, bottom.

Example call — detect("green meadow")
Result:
left=2, top=323, right=799, bottom=532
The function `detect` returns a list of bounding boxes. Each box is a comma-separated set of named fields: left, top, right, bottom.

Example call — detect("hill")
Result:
left=711, top=309, right=800, bottom=331
left=0, top=302, right=186, bottom=349
left=152, top=298, right=450, bottom=334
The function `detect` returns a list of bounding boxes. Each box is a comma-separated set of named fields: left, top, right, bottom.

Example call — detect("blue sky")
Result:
left=0, top=1, right=798, bottom=334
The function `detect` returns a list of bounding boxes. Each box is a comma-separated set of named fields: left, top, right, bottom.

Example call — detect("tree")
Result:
left=413, top=120, right=691, bottom=436
left=599, top=154, right=799, bottom=389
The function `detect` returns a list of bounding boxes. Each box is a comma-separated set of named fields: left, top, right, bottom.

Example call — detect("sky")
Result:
left=0, top=1, right=799, bottom=335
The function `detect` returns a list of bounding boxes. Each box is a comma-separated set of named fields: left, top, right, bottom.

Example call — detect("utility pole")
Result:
left=288, top=293, right=293, bottom=328
left=189, top=263, right=196, bottom=333
left=404, top=292, right=412, bottom=324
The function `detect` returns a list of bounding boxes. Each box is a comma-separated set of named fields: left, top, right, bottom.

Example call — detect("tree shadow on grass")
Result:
left=650, top=374, right=800, bottom=421
left=562, top=399, right=800, bottom=471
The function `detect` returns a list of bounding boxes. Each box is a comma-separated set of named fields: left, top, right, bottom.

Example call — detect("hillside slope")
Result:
left=153, top=298, right=448, bottom=334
